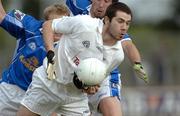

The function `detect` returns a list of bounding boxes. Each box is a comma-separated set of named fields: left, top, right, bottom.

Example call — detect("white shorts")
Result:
left=21, top=66, right=90, bottom=116
left=88, top=71, right=121, bottom=113
left=0, top=82, right=25, bottom=116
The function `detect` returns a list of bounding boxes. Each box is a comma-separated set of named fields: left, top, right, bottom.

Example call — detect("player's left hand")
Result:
left=133, top=62, right=149, bottom=84
left=73, top=72, right=100, bottom=94
left=46, top=50, right=56, bottom=80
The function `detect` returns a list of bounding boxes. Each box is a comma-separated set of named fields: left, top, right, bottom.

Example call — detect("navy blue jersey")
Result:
left=66, top=0, right=91, bottom=15
left=0, top=10, right=46, bottom=91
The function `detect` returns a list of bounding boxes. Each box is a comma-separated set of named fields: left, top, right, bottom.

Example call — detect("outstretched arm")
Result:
left=0, top=0, right=6, bottom=23
left=122, top=40, right=149, bottom=83
left=122, top=40, right=141, bottom=64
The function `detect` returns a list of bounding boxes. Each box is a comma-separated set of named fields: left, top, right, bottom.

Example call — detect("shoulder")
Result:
left=74, top=15, right=100, bottom=29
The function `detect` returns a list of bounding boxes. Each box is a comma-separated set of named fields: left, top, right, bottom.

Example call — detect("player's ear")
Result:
left=103, top=16, right=110, bottom=25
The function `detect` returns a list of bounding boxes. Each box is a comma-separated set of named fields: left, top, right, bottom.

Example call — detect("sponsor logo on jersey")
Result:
left=73, top=56, right=80, bottom=66
left=19, top=55, right=39, bottom=71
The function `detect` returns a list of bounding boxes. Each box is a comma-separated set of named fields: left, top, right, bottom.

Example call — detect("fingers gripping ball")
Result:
left=76, top=58, right=107, bottom=86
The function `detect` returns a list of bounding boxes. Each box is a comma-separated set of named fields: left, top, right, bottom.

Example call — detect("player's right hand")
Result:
left=73, top=72, right=100, bottom=94
left=46, top=50, right=56, bottom=80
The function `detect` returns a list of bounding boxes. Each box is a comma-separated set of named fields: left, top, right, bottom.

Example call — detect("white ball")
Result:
left=76, top=58, right=107, bottom=86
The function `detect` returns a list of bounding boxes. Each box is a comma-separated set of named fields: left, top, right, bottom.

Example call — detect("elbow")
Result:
left=42, top=21, right=49, bottom=30
left=42, top=20, right=53, bottom=33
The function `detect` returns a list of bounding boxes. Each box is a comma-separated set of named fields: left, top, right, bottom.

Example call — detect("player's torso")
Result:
left=1, top=10, right=46, bottom=90
left=55, top=25, right=104, bottom=84
left=102, top=41, right=124, bottom=74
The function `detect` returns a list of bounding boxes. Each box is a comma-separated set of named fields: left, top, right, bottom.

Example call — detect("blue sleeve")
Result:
left=66, top=0, right=91, bottom=15
left=0, top=10, right=41, bottom=39
left=0, top=10, right=25, bottom=39
left=122, top=33, right=132, bottom=41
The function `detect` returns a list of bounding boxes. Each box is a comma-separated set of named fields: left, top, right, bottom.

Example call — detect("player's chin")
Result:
left=115, top=35, right=123, bottom=40
left=95, top=12, right=104, bottom=19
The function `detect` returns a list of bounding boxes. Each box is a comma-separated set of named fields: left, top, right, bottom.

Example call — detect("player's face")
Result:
left=91, top=0, right=112, bottom=19
left=108, top=11, right=131, bottom=40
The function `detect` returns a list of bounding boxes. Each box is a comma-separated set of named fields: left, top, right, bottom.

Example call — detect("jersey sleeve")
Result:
left=52, top=15, right=90, bottom=34
left=0, top=9, right=41, bottom=39
left=66, top=0, right=91, bottom=15
left=121, top=33, right=132, bottom=42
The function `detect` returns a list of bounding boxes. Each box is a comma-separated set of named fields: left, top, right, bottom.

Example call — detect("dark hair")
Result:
left=90, top=0, right=118, bottom=4
left=105, top=2, right=132, bottom=22
left=112, top=0, right=119, bottom=3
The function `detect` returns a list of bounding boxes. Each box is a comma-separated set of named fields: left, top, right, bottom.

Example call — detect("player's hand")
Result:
left=73, top=72, right=100, bottom=94
left=82, top=85, right=100, bottom=95
left=133, top=62, right=149, bottom=84
left=46, top=50, right=56, bottom=80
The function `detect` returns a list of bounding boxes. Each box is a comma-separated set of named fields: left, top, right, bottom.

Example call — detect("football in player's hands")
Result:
left=75, top=58, right=107, bottom=86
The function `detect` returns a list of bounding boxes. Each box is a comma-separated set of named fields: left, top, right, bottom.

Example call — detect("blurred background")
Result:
left=0, top=0, right=180, bottom=116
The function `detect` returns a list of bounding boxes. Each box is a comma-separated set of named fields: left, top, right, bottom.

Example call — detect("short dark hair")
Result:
left=112, top=0, right=119, bottom=3
left=105, top=2, right=132, bottom=22
left=89, top=0, right=118, bottom=4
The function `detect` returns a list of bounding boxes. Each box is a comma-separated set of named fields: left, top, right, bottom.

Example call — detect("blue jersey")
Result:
left=0, top=10, right=46, bottom=91
left=66, top=0, right=91, bottom=15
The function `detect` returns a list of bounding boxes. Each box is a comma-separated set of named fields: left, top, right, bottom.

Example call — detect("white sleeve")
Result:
left=52, top=15, right=88, bottom=34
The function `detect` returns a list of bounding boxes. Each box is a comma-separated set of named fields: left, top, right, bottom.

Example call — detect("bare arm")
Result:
left=43, top=20, right=57, bottom=80
left=122, top=40, right=149, bottom=83
left=122, top=40, right=141, bottom=64
left=0, top=0, right=6, bottom=23
left=42, top=20, right=55, bottom=51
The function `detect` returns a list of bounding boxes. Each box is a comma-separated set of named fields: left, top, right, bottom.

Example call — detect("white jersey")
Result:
left=52, top=15, right=104, bottom=84
left=51, top=15, right=124, bottom=84
left=103, top=41, right=124, bottom=74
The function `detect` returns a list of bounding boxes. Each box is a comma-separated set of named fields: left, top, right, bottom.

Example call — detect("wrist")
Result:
left=47, top=50, right=55, bottom=63
left=133, top=62, right=143, bottom=70
left=134, top=62, right=142, bottom=65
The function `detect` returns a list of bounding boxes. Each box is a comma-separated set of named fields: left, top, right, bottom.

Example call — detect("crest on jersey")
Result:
left=82, top=40, right=90, bottom=48
left=14, top=10, right=25, bottom=21
left=28, top=42, right=36, bottom=51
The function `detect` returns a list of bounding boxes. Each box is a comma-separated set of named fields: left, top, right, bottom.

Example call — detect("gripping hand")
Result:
left=133, top=62, right=149, bottom=83
left=73, top=72, right=99, bottom=94
left=46, top=50, right=56, bottom=80
left=73, top=72, right=84, bottom=89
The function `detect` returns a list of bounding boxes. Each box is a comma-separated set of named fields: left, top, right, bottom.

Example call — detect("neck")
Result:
left=102, top=25, right=117, bottom=46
